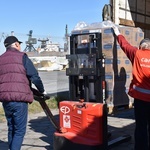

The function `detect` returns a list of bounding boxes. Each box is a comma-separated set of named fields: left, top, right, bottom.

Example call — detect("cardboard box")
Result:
left=102, top=26, right=144, bottom=106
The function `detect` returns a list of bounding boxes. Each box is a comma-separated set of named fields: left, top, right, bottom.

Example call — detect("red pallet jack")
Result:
left=32, top=88, right=131, bottom=150
left=32, top=29, right=131, bottom=149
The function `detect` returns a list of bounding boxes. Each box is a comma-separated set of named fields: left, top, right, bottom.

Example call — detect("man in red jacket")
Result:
left=112, top=25, right=150, bottom=150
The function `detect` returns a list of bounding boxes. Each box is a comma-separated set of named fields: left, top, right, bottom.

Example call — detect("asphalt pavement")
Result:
left=0, top=108, right=135, bottom=150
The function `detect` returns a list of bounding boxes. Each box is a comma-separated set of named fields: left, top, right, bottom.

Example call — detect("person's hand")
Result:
left=42, top=91, right=50, bottom=100
left=112, top=25, right=120, bottom=36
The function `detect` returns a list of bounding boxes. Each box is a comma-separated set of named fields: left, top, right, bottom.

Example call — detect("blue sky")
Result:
left=0, top=0, right=109, bottom=53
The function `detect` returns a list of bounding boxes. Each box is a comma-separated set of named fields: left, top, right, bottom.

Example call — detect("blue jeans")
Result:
left=2, top=101, right=28, bottom=150
left=134, top=99, right=150, bottom=150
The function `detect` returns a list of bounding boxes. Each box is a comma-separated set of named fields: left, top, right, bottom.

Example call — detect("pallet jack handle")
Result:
left=31, top=88, right=67, bottom=133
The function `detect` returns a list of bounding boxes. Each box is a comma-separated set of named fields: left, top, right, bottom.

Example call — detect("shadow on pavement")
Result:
left=107, top=108, right=135, bottom=149
left=27, top=107, right=135, bottom=150
left=28, top=114, right=59, bottom=150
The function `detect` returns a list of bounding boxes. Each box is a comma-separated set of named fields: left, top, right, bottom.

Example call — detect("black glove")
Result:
left=31, top=88, right=50, bottom=101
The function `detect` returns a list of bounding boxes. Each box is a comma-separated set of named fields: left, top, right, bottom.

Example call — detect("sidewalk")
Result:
left=0, top=109, right=59, bottom=150
left=108, top=108, right=135, bottom=150
left=0, top=108, right=135, bottom=150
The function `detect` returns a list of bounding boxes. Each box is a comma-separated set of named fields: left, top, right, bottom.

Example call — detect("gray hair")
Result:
left=6, top=42, right=16, bottom=49
left=140, top=38, right=150, bottom=49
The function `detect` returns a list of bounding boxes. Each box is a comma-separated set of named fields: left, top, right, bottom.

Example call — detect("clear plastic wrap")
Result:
left=72, top=20, right=116, bottom=31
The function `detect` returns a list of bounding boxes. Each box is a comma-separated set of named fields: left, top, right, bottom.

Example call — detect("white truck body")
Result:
left=110, top=0, right=150, bottom=37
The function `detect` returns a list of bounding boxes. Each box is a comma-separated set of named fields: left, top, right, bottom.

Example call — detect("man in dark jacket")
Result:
left=0, top=36, right=46, bottom=150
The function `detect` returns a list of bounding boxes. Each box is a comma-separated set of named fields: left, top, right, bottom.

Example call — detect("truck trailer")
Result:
left=110, top=0, right=150, bottom=37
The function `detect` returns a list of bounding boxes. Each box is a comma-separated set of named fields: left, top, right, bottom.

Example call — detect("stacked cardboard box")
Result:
left=101, top=26, right=144, bottom=107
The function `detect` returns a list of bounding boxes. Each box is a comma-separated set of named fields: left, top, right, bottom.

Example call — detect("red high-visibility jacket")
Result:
left=117, top=35, right=150, bottom=102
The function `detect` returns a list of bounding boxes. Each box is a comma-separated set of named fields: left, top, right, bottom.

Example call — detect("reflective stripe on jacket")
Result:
left=133, top=85, right=150, bottom=94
